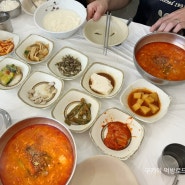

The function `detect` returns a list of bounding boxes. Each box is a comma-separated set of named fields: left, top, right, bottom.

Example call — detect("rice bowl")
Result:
left=34, top=0, right=87, bottom=39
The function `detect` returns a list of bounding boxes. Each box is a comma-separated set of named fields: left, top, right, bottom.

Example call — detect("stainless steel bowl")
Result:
left=0, top=0, right=22, bottom=18
left=0, top=117, right=77, bottom=185
left=133, top=32, right=185, bottom=85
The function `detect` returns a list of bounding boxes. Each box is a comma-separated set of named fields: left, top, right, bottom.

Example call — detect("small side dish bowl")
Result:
left=21, top=0, right=47, bottom=16
left=0, top=57, right=31, bottom=90
left=0, top=30, right=20, bottom=58
left=120, top=79, right=171, bottom=123
left=83, top=15, right=129, bottom=46
left=90, top=108, right=144, bottom=160
left=15, top=34, right=54, bottom=65
left=0, top=117, right=77, bottom=185
left=51, top=89, right=100, bottom=133
left=81, top=62, right=124, bottom=98
left=48, top=47, right=89, bottom=80
left=21, top=0, right=36, bottom=15
left=134, top=32, right=185, bottom=85
left=34, top=0, right=87, bottom=39
left=18, top=71, right=64, bottom=109
left=0, top=0, right=22, bottom=18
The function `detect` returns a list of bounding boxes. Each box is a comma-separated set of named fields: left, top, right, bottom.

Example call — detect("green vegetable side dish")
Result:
left=64, top=98, right=91, bottom=125
left=0, top=64, right=22, bottom=86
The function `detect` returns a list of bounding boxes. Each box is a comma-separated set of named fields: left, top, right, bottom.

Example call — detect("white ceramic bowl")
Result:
left=0, top=57, right=31, bottom=90
left=18, top=71, right=64, bottom=108
left=47, top=47, right=89, bottom=80
left=15, top=34, right=54, bottom=65
left=83, top=15, right=129, bottom=46
left=21, top=0, right=47, bottom=16
left=90, top=108, right=144, bottom=160
left=81, top=62, right=124, bottom=98
left=34, top=0, right=87, bottom=39
left=51, top=89, right=100, bottom=133
left=21, top=0, right=36, bottom=15
left=0, top=30, right=19, bottom=59
left=69, top=155, right=139, bottom=185
left=120, top=79, right=171, bottom=123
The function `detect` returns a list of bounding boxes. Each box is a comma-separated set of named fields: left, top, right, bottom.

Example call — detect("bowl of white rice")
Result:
left=34, top=0, right=87, bottom=39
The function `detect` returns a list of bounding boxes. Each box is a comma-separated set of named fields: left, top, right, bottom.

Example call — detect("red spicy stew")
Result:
left=0, top=124, right=74, bottom=185
left=136, top=42, right=185, bottom=81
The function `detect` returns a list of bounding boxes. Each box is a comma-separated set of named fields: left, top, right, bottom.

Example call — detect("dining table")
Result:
left=1, top=8, right=185, bottom=185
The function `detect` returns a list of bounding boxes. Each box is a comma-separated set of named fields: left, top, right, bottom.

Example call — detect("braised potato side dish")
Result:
left=128, top=88, right=160, bottom=117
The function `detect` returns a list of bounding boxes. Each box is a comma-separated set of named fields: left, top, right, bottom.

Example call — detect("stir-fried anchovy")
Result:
left=55, top=55, right=81, bottom=77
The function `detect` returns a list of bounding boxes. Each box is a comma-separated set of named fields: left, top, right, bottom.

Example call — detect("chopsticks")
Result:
left=103, top=11, right=111, bottom=55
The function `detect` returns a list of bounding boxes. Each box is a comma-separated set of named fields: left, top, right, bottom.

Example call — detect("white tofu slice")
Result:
left=90, top=73, right=113, bottom=95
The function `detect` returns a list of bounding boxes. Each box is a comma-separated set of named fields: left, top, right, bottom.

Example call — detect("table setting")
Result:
left=0, top=0, right=185, bottom=185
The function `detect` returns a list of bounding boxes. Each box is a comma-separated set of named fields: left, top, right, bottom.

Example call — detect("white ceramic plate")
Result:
left=69, top=155, right=139, bottom=185
left=0, top=30, right=20, bottom=58
left=81, top=62, right=124, bottom=98
left=90, top=108, right=144, bottom=160
left=15, top=34, right=54, bottom=65
left=47, top=47, right=89, bottom=80
left=120, top=79, right=171, bottom=123
left=18, top=71, right=64, bottom=108
left=83, top=15, right=129, bottom=46
left=0, top=57, right=31, bottom=90
left=51, top=89, right=100, bottom=133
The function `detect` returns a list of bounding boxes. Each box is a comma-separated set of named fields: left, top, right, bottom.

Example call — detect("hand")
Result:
left=86, top=0, right=108, bottom=21
left=150, top=8, right=185, bottom=33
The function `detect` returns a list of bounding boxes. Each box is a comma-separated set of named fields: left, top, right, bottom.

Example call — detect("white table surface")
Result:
left=1, top=10, right=185, bottom=185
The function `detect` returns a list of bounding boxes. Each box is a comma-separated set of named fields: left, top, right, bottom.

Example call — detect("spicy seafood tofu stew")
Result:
left=136, top=42, right=185, bottom=81
left=128, top=88, right=160, bottom=117
left=0, top=124, right=74, bottom=185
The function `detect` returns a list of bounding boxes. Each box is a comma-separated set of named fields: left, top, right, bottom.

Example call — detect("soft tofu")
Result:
left=90, top=73, right=113, bottom=95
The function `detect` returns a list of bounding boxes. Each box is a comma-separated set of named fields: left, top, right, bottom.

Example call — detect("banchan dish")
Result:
left=0, top=117, right=77, bottom=185
left=90, top=108, right=144, bottom=160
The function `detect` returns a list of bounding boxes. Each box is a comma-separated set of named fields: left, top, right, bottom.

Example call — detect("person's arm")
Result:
left=150, top=7, right=185, bottom=34
left=87, top=0, right=131, bottom=21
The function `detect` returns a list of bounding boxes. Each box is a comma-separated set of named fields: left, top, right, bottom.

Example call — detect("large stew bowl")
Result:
left=0, top=117, right=77, bottom=185
left=134, top=32, right=185, bottom=85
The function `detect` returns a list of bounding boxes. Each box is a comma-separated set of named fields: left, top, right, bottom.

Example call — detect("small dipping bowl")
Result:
left=0, top=0, right=22, bottom=18
left=0, top=109, right=11, bottom=137
left=0, top=12, right=13, bottom=32
left=158, top=143, right=185, bottom=175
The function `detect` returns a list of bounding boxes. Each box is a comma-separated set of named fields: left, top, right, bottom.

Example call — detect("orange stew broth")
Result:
left=0, top=124, right=74, bottom=185
left=136, top=42, right=185, bottom=81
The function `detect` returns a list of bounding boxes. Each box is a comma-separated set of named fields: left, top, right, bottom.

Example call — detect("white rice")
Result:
left=0, top=0, right=19, bottom=11
left=43, top=9, right=81, bottom=32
